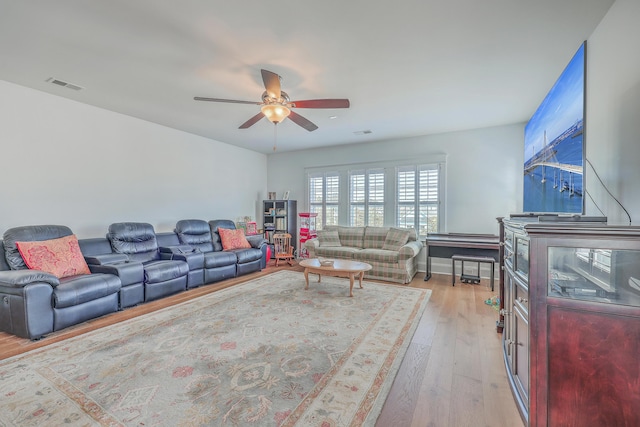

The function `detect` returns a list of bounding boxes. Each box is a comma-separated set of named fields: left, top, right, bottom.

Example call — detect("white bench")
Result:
left=451, top=254, right=495, bottom=291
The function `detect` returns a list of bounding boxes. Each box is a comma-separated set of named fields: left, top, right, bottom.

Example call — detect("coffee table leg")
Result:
left=349, top=273, right=355, bottom=297
left=304, top=268, right=310, bottom=290
left=359, top=271, right=364, bottom=289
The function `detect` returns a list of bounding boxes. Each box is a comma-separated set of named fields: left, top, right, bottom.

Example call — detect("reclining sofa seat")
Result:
left=174, top=219, right=266, bottom=284
left=0, top=225, right=121, bottom=340
left=209, top=220, right=266, bottom=276
left=174, top=219, right=236, bottom=283
left=107, top=222, right=189, bottom=302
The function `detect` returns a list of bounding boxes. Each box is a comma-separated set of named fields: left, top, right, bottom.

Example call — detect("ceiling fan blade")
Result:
left=239, top=112, right=265, bottom=129
left=194, top=97, right=261, bottom=105
left=290, top=99, right=350, bottom=109
left=288, top=110, right=318, bottom=132
left=261, top=69, right=282, bottom=99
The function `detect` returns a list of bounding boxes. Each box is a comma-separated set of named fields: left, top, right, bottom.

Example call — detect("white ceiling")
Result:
left=0, top=0, right=614, bottom=154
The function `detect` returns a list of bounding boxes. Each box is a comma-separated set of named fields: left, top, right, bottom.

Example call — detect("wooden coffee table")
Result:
left=299, top=258, right=373, bottom=297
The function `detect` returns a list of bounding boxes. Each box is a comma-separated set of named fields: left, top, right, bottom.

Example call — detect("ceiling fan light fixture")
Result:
left=261, top=104, right=291, bottom=124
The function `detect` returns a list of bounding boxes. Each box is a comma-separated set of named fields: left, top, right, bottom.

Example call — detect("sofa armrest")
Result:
left=246, top=235, right=267, bottom=249
left=158, top=245, right=198, bottom=256
left=244, top=236, right=268, bottom=269
left=398, top=241, right=423, bottom=262
left=0, top=270, right=60, bottom=288
left=85, top=253, right=130, bottom=266
left=304, top=238, right=320, bottom=258
left=0, top=271, right=56, bottom=339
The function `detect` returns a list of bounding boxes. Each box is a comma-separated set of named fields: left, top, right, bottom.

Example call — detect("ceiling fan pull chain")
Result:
left=273, top=123, right=278, bottom=152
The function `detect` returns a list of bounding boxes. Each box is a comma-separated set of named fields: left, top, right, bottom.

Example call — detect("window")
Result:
left=309, top=172, right=339, bottom=230
left=307, top=158, right=443, bottom=237
left=397, top=165, right=439, bottom=236
left=349, top=169, right=384, bottom=227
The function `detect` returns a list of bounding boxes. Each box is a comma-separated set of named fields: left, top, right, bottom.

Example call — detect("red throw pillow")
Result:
left=16, top=234, right=91, bottom=278
left=219, top=228, right=251, bottom=250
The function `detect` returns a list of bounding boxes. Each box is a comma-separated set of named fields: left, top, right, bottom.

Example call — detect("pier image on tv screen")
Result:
left=523, top=42, right=585, bottom=214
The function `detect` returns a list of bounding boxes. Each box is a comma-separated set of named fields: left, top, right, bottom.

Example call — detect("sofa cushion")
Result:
left=353, top=248, right=399, bottom=263
left=143, top=260, right=189, bottom=284
left=318, top=230, right=341, bottom=247
left=203, top=251, right=238, bottom=268
left=108, top=222, right=159, bottom=263
left=53, top=273, right=121, bottom=309
left=228, top=248, right=262, bottom=264
left=335, top=226, right=365, bottom=248
left=382, top=227, right=412, bottom=251
left=16, top=235, right=91, bottom=278
left=315, top=246, right=360, bottom=259
left=363, top=226, right=390, bottom=249
left=219, top=228, right=251, bottom=250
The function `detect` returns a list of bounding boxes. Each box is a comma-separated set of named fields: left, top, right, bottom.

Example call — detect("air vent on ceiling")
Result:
left=45, top=77, right=84, bottom=91
left=354, top=130, right=373, bottom=135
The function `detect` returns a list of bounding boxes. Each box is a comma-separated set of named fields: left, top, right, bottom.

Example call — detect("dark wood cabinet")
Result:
left=500, top=218, right=640, bottom=426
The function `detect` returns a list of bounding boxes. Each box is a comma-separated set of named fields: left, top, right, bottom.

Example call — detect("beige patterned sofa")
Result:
left=304, top=225, right=422, bottom=284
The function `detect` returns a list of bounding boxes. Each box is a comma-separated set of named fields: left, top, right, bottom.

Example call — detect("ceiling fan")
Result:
left=194, top=69, right=350, bottom=132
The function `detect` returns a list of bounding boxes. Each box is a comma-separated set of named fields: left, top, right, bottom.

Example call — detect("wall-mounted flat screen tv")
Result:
left=523, top=42, right=585, bottom=214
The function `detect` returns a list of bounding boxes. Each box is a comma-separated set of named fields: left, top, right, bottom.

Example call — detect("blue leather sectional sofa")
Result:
left=0, top=219, right=267, bottom=340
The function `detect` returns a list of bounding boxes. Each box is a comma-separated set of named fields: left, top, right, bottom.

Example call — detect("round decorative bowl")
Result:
left=319, top=259, right=334, bottom=267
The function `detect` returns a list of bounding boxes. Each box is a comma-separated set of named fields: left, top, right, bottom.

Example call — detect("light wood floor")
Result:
left=0, top=264, right=523, bottom=427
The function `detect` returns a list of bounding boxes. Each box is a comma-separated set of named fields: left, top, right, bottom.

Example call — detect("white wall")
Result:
left=585, top=0, right=640, bottom=225
left=0, top=80, right=268, bottom=238
left=267, top=123, right=524, bottom=234
left=267, top=124, right=524, bottom=274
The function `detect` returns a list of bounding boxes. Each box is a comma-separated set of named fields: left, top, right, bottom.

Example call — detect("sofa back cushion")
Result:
left=155, top=232, right=180, bottom=247
left=331, top=226, right=365, bottom=249
left=175, top=219, right=214, bottom=253
left=363, top=226, right=390, bottom=249
left=108, top=222, right=159, bottom=263
left=318, top=230, right=342, bottom=247
left=78, top=237, right=113, bottom=257
left=382, top=227, right=415, bottom=251
left=2, top=225, right=74, bottom=270
left=209, top=220, right=237, bottom=252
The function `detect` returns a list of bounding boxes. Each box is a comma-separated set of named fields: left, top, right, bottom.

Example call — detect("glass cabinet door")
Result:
left=504, top=229, right=514, bottom=269
left=515, top=237, right=529, bottom=280
left=548, top=246, right=640, bottom=307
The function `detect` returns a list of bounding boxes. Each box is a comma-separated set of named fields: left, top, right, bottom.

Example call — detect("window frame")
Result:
left=305, top=156, right=445, bottom=237
left=349, top=168, right=385, bottom=227
left=308, top=172, right=340, bottom=230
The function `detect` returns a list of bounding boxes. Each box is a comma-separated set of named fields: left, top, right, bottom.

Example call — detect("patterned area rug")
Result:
left=0, top=270, right=431, bottom=426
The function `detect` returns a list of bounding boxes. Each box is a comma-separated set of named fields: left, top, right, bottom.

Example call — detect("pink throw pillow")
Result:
left=16, top=234, right=91, bottom=278
left=219, top=228, right=251, bottom=250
